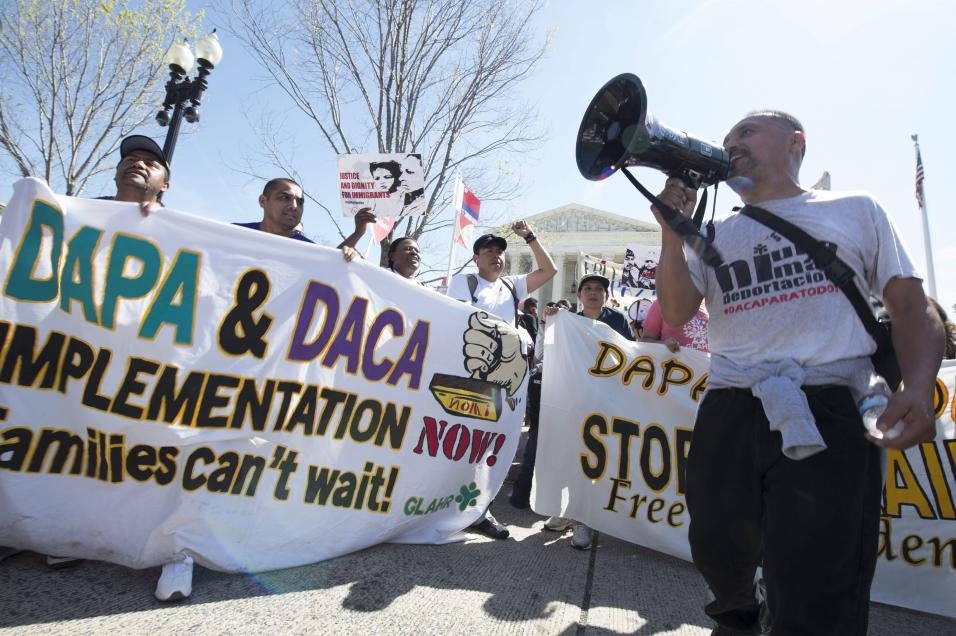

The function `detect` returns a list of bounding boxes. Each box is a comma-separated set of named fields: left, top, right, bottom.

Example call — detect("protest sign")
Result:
left=871, top=360, right=956, bottom=617
left=577, top=249, right=658, bottom=306
left=337, top=154, right=426, bottom=220
left=534, top=312, right=956, bottom=618
left=621, top=244, right=659, bottom=293
left=0, top=178, right=525, bottom=573
left=534, top=312, right=706, bottom=560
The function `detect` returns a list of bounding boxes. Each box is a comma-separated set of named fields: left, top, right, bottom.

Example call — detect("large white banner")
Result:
left=0, top=178, right=526, bottom=573
left=535, top=311, right=956, bottom=618
left=872, top=361, right=956, bottom=617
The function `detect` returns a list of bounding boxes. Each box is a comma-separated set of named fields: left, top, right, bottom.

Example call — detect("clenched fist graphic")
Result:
left=462, top=311, right=527, bottom=396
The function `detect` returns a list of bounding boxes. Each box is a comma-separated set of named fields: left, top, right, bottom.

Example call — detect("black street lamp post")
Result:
left=156, top=31, right=224, bottom=166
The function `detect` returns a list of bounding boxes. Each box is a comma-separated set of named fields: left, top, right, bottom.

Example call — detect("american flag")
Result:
left=915, top=147, right=925, bottom=208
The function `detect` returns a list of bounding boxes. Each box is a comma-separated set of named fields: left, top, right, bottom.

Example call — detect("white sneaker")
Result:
left=543, top=516, right=574, bottom=532
left=45, top=555, right=82, bottom=569
left=571, top=523, right=593, bottom=550
left=155, top=554, right=193, bottom=602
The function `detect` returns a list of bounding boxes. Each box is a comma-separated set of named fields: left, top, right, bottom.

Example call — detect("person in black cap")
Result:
left=3, top=137, right=172, bottom=567
left=445, top=219, right=556, bottom=539
left=44, top=134, right=195, bottom=601
left=104, top=134, right=170, bottom=215
left=528, top=274, right=633, bottom=550
left=35, top=134, right=167, bottom=571
left=446, top=221, right=555, bottom=326
left=574, top=274, right=633, bottom=341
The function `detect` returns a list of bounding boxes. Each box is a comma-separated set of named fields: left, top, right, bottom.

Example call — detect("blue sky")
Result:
left=34, top=0, right=956, bottom=310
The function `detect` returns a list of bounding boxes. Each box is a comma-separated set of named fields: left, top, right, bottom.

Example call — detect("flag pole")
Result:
left=912, top=134, right=937, bottom=298
left=362, top=233, right=376, bottom=260
left=444, top=174, right=463, bottom=289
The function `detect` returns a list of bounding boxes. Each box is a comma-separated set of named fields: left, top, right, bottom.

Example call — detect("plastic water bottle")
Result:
left=853, top=373, right=904, bottom=440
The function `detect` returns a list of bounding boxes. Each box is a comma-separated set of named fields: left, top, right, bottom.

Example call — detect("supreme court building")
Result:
left=501, top=203, right=661, bottom=305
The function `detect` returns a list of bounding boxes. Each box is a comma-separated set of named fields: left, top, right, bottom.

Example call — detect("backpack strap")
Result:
left=466, top=274, right=478, bottom=303
left=468, top=273, right=520, bottom=326
left=501, top=277, right=520, bottom=326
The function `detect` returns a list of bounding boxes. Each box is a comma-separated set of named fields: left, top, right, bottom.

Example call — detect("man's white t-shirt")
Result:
left=446, top=273, right=529, bottom=327
left=685, top=190, right=919, bottom=367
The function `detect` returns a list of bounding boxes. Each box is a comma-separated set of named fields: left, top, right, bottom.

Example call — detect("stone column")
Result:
left=551, top=253, right=565, bottom=302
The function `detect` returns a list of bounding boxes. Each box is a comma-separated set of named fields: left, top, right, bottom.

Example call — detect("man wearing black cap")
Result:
left=447, top=221, right=556, bottom=325
left=446, top=219, right=556, bottom=539
left=112, top=136, right=200, bottom=601
left=535, top=273, right=633, bottom=549
left=40, top=134, right=195, bottom=601
left=34, top=136, right=166, bottom=570
left=106, top=134, right=170, bottom=215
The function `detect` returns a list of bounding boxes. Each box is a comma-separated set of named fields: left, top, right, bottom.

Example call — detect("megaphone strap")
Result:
left=705, top=182, right=719, bottom=242
left=692, top=188, right=708, bottom=229
left=619, top=167, right=724, bottom=268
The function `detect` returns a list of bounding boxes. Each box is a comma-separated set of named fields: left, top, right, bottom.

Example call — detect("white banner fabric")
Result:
left=534, top=312, right=956, bottom=618
left=0, top=178, right=526, bottom=573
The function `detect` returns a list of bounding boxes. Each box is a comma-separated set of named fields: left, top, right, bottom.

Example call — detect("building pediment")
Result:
left=497, top=202, right=661, bottom=304
left=522, top=203, right=657, bottom=234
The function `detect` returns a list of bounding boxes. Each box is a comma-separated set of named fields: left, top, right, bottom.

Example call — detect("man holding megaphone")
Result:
left=649, top=112, right=944, bottom=635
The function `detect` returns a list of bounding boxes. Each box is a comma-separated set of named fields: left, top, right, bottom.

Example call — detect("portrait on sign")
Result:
left=337, top=153, right=426, bottom=221
left=621, top=244, right=660, bottom=292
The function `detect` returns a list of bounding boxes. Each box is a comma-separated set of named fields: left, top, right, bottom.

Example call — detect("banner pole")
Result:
left=363, top=234, right=375, bottom=260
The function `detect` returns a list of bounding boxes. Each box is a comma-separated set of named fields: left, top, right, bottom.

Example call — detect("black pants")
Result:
left=511, top=371, right=541, bottom=506
left=686, top=387, right=882, bottom=635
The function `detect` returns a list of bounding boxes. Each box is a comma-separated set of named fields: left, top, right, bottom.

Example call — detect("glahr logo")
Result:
left=403, top=482, right=482, bottom=517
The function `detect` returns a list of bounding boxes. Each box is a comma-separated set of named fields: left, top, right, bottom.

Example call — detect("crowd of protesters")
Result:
left=1, top=116, right=950, bottom=636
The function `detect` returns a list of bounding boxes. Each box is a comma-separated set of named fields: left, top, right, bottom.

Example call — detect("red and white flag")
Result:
left=453, top=176, right=481, bottom=248
left=372, top=216, right=397, bottom=243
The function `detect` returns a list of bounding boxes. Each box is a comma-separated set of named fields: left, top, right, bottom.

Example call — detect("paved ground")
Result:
left=1, top=495, right=954, bottom=635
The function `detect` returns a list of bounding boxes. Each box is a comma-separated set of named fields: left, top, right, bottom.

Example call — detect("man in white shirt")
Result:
left=446, top=221, right=556, bottom=538
left=447, top=223, right=555, bottom=323
left=652, top=110, right=943, bottom=635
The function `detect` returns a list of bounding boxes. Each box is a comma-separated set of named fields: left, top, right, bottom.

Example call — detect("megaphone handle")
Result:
left=620, top=167, right=724, bottom=267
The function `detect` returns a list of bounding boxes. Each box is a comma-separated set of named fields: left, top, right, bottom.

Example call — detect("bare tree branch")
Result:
left=222, top=0, right=548, bottom=269
left=0, top=0, right=205, bottom=196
